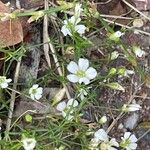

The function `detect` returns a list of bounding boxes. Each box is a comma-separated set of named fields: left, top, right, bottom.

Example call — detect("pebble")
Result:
left=124, top=113, right=139, bottom=130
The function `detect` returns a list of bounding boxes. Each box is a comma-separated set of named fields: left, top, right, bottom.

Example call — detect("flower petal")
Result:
left=37, top=87, right=43, bottom=95
left=35, top=94, right=42, bottom=100
left=79, top=77, right=90, bottom=85
left=6, top=79, right=12, bottom=83
left=56, top=101, right=66, bottom=111
left=128, top=143, right=137, bottom=150
left=32, top=84, right=39, bottom=89
left=67, top=74, right=79, bottom=83
left=67, top=99, right=78, bottom=107
left=67, top=61, right=79, bottom=74
left=124, top=132, right=131, bottom=139
left=1, top=83, right=8, bottom=88
left=61, top=25, right=71, bottom=36
left=85, top=67, right=97, bottom=79
left=94, top=129, right=108, bottom=141
left=75, top=24, right=86, bottom=35
left=129, top=134, right=138, bottom=143
left=78, top=58, right=89, bottom=71
left=30, top=94, right=35, bottom=100
left=110, top=138, right=119, bottom=147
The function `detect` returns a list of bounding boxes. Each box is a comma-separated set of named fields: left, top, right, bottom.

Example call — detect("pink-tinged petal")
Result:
left=67, top=74, right=79, bottom=83
left=129, top=134, right=138, bottom=143
left=128, top=143, right=137, bottom=150
left=124, top=132, right=131, bottom=139
left=85, top=67, right=97, bottom=79
left=78, top=58, right=89, bottom=71
left=56, top=101, right=66, bottom=111
left=67, top=61, right=79, bottom=74
left=75, top=24, right=86, bottom=35
left=1, top=83, right=8, bottom=88
left=79, top=77, right=90, bottom=85
left=35, top=94, right=42, bottom=100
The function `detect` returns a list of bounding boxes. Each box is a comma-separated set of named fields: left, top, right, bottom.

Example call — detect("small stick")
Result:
left=43, top=0, right=51, bottom=68
left=121, top=0, right=150, bottom=21
left=5, top=57, right=21, bottom=139
left=48, top=38, right=71, bottom=99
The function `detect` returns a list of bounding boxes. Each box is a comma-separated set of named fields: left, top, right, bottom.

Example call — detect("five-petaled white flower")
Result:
left=29, top=84, right=43, bottom=100
left=0, top=76, right=12, bottom=88
left=67, top=58, right=97, bottom=85
left=61, top=16, right=86, bottom=36
left=90, top=129, right=119, bottom=150
left=56, top=99, right=79, bottom=120
left=120, top=132, right=138, bottom=150
left=122, top=103, right=141, bottom=112
left=109, top=31, right=124, bottom=41
left=22, top=138, right=36, bottom=150
left=110, top=51, right=119, bottom=60
left=133, top=46, right=145, bottom=58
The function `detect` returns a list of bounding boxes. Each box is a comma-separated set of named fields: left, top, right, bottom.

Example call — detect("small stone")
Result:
left=133, top=18, right=144, bottom=28
left=124, top=113, right=139, bottom=130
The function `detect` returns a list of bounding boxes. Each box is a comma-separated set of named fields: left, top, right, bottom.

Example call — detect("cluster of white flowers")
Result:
left=90, top=129, right=138, bottom=150
left=56, top=99, right=79, bottom=120
left=61, top=3, right=86, bottom=36
left=90, top=129, right=119, bottom=150
left=22, top=137, right=36, bottom=150
left=0, top=75, right=43, bottom=101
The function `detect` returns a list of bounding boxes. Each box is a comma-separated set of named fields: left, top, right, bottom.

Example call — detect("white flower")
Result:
left=100, top=138, right=119, bottom=150
left=0, top=76, right=12, bottom=88
left=94, top=129, right=108, bottom=142
left=109, top=31, right=124, bottom=41
left=99, top=116, right=107, bottom=124
left=120, top=132, right=138, bottom=150
left=133, top=46, right=145, bottom=58
left=74, top=3, right=83, bottom=18
left=122, top=104, right=141, bottom=112
left=90, top=129, right=119, bottom=150
left=29, top=84, right=43, bottom=100
left=114, top=31, right=124, bottom=38
left=124, top=70, right=135, bottom=77
left=77, top=87, right=91, bottom=100
left=61, top=16, right=86, bottom=36
left=22, top=138, right=36, bottom=150
left=56, top=99, right=79, bottom=120
left=110, top=51, right=119, bottom=60
left=67, top=58, right=97, bottom=85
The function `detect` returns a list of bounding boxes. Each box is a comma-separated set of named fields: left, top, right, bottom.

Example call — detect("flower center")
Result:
left=120, top=139, right=131, bottom=148
left=0, top=77, right=5, bottom=83
left=76, top=70, right=86, bottom=77
left=31, top=89, right=37, bottom=95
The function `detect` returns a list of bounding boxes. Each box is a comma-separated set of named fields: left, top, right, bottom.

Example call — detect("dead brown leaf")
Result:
left=0, top=1, right=23, bottom=47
